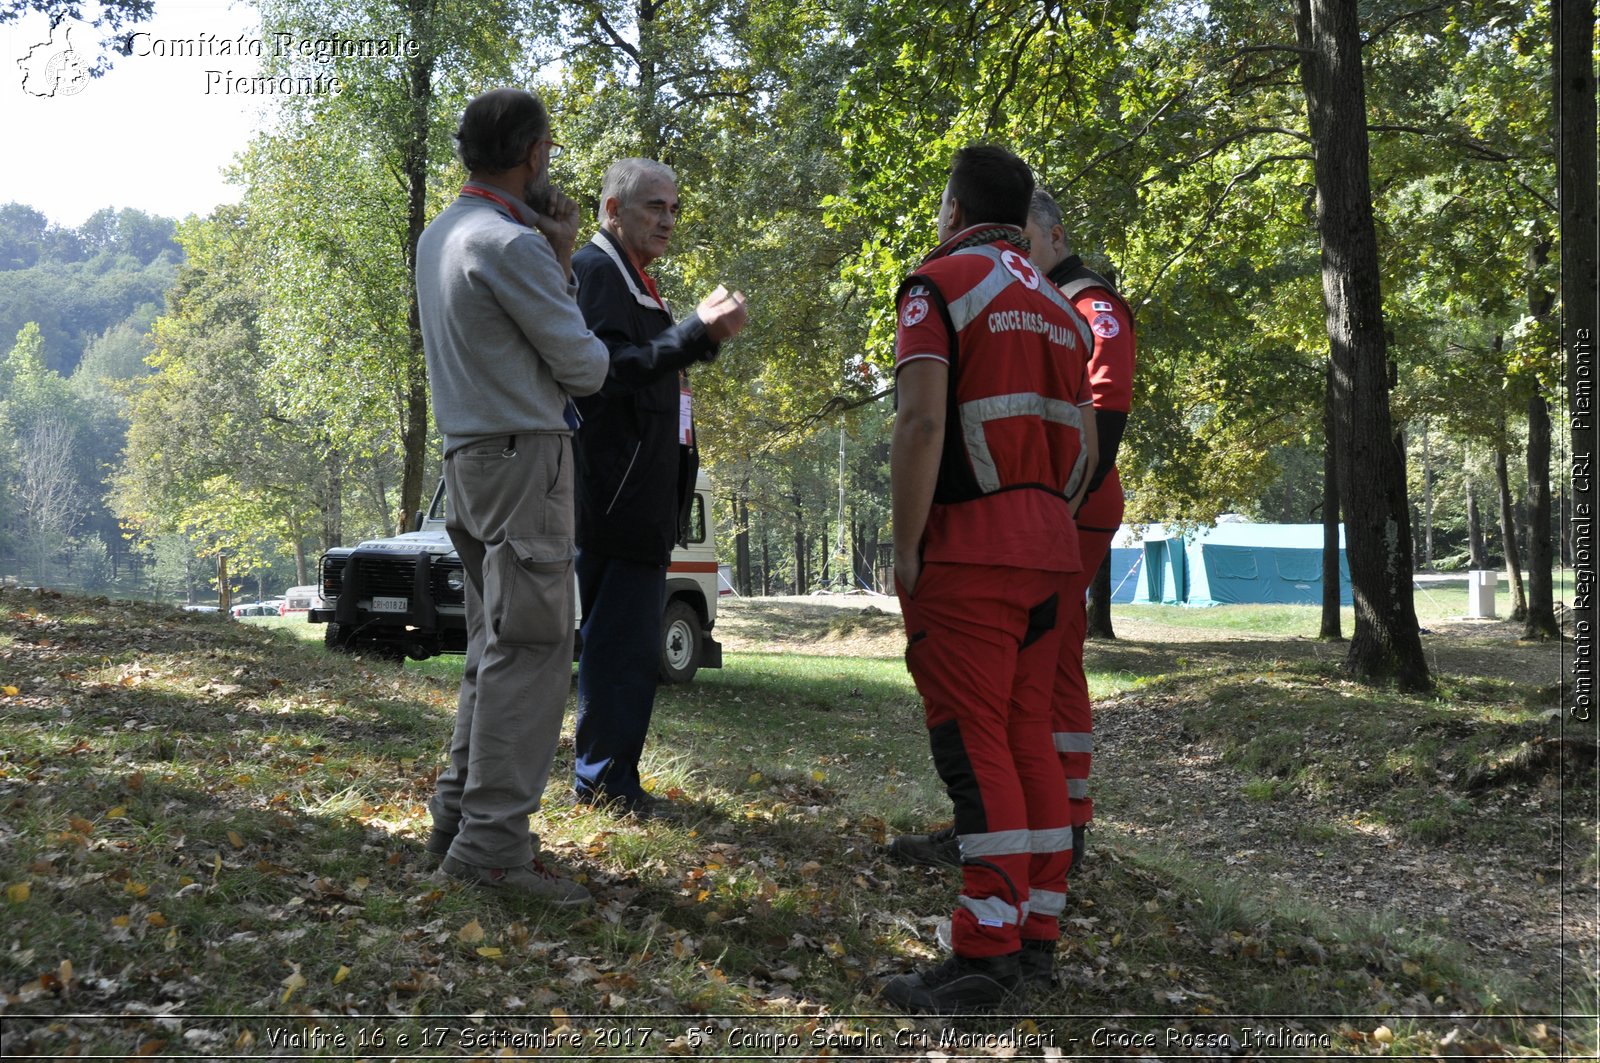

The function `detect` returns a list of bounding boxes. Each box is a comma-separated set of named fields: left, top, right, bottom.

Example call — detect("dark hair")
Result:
left=455, top=88, right=549, bottom=175
left=948, top=145, right=1034, bottom=228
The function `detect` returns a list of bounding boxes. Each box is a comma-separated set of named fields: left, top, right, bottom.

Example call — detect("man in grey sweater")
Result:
left=416, top=88, right=608, bottom=905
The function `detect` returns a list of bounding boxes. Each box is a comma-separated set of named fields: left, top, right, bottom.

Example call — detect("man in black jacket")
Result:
left=570, top=158, right=747, bottom=817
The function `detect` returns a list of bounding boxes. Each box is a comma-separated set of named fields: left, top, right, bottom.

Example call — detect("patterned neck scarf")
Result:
left=927, top=225, right=1031, bottom=263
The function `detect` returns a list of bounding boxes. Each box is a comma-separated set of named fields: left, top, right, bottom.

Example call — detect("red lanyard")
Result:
left=459, top=185, right=526, bottom=225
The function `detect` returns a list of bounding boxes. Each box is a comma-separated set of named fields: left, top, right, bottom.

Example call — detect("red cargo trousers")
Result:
left=1053, top=469, right=1126, bottom=842
left=900, top=560, right=1074, bottom=958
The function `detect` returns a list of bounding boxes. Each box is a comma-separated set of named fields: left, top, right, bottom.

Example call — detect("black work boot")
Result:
left=1019, top=938, right=1056, bottom=989
left=887, top=824, right=961, bottom=868
left=1067, top=823, right=1087, bottom=875
left=880, top=951, right=1026, bottom=1014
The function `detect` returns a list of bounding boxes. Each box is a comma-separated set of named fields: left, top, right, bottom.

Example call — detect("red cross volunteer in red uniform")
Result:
left=882, top=145, right=1097, bottom=1015
left=1023, top=188, right=1136, bottom=872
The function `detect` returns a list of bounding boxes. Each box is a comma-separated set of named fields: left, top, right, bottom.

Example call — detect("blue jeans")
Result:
left=573, top=549, right=666, bottom=804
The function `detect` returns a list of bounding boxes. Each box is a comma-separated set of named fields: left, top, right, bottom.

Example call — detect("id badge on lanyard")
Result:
left=679, top=373, right=693, bottom=446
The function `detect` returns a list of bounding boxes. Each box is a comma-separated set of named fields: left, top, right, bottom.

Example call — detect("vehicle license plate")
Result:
left=372, top=596, right=409, bottom=613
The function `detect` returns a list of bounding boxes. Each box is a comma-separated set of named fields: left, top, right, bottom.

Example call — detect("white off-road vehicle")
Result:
left=308, top=474, right=724, bottom=683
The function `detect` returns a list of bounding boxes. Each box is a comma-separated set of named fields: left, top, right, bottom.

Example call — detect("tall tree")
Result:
left=1295, top=0, right=1429, bottom=689
left=1558, top=0, right=1599, bottom=646
left=247, top=0, right=519, bottom=535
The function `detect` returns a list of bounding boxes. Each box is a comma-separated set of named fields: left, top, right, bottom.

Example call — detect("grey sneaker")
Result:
left=887, top=825, right=960, bottom=867
left=423, top=828, right=455, bottom=867
left=436, top=855, right=592, bottom=907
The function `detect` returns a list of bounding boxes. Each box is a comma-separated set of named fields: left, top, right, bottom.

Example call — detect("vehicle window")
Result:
left=428, top=480, right=448, bottom=522
left=687, top=494, right=706, bottom=544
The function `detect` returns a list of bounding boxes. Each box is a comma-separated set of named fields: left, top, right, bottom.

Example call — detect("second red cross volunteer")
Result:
left=1023, top=188, right=1137, bottom=869
left=882, top=145, right=1097, bottom=1014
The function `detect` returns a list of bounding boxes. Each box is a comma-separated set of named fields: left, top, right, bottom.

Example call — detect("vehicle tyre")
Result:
left=659, top=600, right=702, bottom=684
left=323, top=622, right=356, bottom=654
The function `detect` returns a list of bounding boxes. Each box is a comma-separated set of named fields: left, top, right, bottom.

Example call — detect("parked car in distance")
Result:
left=230, top=600, right=284, bottom=618
left=309, top=473, right=724, bottom=683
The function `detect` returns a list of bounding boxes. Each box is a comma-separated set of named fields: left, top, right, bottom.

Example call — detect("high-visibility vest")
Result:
left=897, top=242, right=1096, bottom=507
left=1052, top=260, right=1134, bottom=325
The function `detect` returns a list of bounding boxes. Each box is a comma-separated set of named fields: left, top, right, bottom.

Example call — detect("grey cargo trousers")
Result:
left=429, top=433, right=576, bottom=868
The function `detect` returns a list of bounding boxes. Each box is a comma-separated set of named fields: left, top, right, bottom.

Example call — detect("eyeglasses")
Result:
left=538, top=138, right=564, bottom=159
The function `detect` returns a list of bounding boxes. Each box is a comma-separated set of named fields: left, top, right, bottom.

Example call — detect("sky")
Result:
left=2, top=1, right=265, bottom=228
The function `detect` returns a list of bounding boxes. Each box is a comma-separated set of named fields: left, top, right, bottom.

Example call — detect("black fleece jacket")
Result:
left=570, top=229, right=719, bottom=566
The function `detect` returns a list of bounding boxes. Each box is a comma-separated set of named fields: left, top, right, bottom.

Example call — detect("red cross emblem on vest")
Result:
left=1000, top=249, right=1040, bottom=290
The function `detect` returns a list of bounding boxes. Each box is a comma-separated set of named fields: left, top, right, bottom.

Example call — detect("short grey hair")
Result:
left=1028, top=188, right=1063, bottom=230
left=600, top=158, right=677, bottom=212
left=1028, top=187, right=1073, bottom=256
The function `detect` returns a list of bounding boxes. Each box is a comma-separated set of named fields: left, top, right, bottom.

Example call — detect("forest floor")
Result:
left=721, top=594, right=1590, bottom=1029
left=0, top=588, right=1591, bottom=1059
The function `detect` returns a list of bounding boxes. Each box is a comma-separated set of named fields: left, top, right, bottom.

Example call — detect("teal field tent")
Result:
left=1129, top=521, right=1352, bottom=606
left=1107, top=527, right=1144, bottom=603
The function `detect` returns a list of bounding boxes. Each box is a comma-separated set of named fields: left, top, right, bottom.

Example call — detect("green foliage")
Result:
left=237, top=0, right=523, bottom=527
left=113, top=207, right=329, bottom=576
left=45, top=0, right=1567, bottom=603
left=0, top=204, right=177, bottom=373
left=545, top=0, right=874, bottom=463
left=0, top=322, right=100, bottom=584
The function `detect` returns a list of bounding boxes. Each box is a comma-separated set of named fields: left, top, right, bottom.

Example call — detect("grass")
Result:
left=0, top=589, right=1591, bottom=1059
left=1116, top=573, right=1577, bottom=636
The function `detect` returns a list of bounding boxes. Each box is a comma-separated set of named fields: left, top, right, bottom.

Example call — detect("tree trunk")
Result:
left=370, top=458, right=395, bottom=539
left=1295, top=0, right=1430, bottom=690
left=1467, top=469, right=1488, bottom=568
left=1421, top=417, right=1434, bottom=566
left=635, top=0, right=663, bottom=157
left=322, top=449, right=344, bottom=549
left=1557, top=0, right=1598, bottom=698
left=734, top=482, right=752, bottom=596
left=398, top=0, right=438, bottom=534
left=1321, top=359, right=1343, bottom=639
left=793, top=489, right=806, bottom=593
left=1086, top=550, right=1115, bottom=639
left=1523, top=239, right=1561, bottom=637
left=1526, top=393, right=1561, bottom=638
left=1561, top=490, right=1572, bottom=567
left=1495, top=445, right=1528, bottom=620
left=761, top=526, right=771, bottom=596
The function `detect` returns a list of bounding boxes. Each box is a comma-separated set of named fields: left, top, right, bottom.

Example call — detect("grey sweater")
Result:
left=417, top=184, right=609, bottom=454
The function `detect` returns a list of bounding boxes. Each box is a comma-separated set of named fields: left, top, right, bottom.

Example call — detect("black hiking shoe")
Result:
left=1068, top=823, right=1087, bottom=876
left=1019, top=938, right=1056, bottom=989
left=880, top=951, right=1027, bottom=1014
left=888, top=824, right=960, bottom=867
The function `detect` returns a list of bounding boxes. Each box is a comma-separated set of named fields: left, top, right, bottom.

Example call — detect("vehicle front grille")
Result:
left=354, top=556, right=418, bottom=599
left=321, top=551, right=463, bottom=607
left=320, top=555, right=347, bottom=600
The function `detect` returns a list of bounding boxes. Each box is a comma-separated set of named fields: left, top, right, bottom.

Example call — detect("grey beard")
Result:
left=523, top=176, right=551, bottom=216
